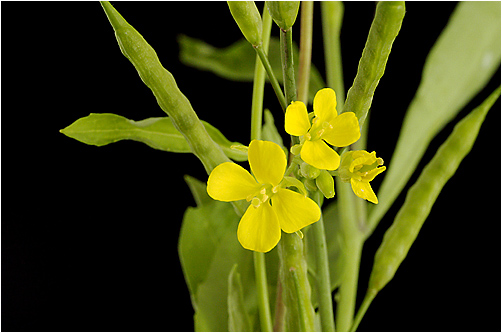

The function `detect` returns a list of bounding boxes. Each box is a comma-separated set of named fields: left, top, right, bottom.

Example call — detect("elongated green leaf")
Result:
left=178, top=35, right=324, bottom=103
left=228, top=264, right=252, bottom=332
left=369, top=1, right=501, bottom=232
left=60, top=113, right=247, bottom=161
left=179, top=177, right=257, bottom=332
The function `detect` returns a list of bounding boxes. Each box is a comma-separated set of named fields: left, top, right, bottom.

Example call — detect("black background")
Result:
left=2, top=1, right=500, bottom=332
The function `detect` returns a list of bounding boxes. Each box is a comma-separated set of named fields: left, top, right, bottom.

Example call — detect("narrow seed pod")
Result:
left=100, top=2, right=230, bottom=174
left=227, top=1, right=263, bottom=47
left=368, top=87, right=500, bottom=294
left=343, top=1, right=405, bottom=126
left=266, top=1, right=300, bottom=31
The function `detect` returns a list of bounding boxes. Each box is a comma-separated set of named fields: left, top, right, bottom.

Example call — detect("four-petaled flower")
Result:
left=338, top=150, right=386, bottom=204
left=285, top=88, right=361, bottom=170
left=207, top=140, right=321, bottom=253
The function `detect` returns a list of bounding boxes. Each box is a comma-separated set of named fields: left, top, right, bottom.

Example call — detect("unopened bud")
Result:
left=316, top=170, right=335, bottom=199
left=227, top=1, right=263, bottom=47
left=266, top=1, right=300, bottom=31
left=300, top=161, right=321, bottom=179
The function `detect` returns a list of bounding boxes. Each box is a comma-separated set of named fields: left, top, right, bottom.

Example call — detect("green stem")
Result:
left=278, top=232, right=315, bottom=331
left=280, top=28, right=297, bottom=104
left=334, top=179, right=364, bottom=332
left=321, top=1, right=345, bottom=107
left=255, top=46, right=287, bottom=112
left=312, top=192, right=336, bottom=332
left=350, top=290, right=377, bottom=332
left=254, top=252, right=273, bottom=332
left=297, top=1, right=314, bottom=104
left=250, top=8, right=274, bottom=332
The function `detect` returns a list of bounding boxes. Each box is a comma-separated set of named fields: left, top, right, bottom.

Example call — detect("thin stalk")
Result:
left=255, top=46, right=287, bottom=112
left=321, top=1, right=345, bottom=107
left=350, top=290, right=377, bottom=332
left=312, top=192, right=336, bottom=331
left=334, top=179, right=364, bottom=332
left=250, top=8, right=274, bottom=332
left=254, top=252, right=273, bottom=332
left=297, top=1, right=314, bottom=104
left=280, top=28, right=297, bottom=104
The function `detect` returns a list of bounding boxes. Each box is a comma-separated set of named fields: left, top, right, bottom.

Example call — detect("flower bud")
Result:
left=227, top=1, right=263, bottom=47
left=300, top=161, right=321, bottom=179
left=266, top=1, right=300, bottom=31
left=315, top=170, right=335, bottom=199
left=303, top=178, right=318, bottom=192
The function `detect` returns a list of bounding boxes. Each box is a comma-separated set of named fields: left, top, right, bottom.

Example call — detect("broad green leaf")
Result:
left=228, top=264, right=252, bottom=332
left=60, top=113, right=247, bottom=161
left=178, top=35, right=325, bottom=103
left=369, top=1, right=501, bottom=232
left=179, top=178, right=257, bottom=332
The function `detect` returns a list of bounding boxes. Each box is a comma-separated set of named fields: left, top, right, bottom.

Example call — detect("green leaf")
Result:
left=60, top=113, right=247, bottom=161
left=262, top=109, right=285, bottom=149
left=178, top=35, right=325, bottom=103
left=369, top=1, right=501, bottom=232
left=228, top=264, right=252, bottom=332
left=178, top=179, right=257, bottom=332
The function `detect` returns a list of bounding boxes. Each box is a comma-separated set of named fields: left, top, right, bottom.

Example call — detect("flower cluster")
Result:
left=207, top=88, right=386, bottom=252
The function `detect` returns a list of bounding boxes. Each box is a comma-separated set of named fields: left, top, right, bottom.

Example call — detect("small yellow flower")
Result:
left=285, top=88, right=361, bottom=170
left=338, top=150, right=386, bottom=204
left=207, top=140, right=321, bottom=253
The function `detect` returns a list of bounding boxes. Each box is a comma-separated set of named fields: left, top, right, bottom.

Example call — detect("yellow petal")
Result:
left=249, top=140, right=287, bottom=186
left=237, top=202, right=281, bottom=253
left=322, top=112, right=361, bottom=147
left=207, top=162, right=260, bottom=202
left=285, top=101, right=311, bottom=136
left=350, top=178, right=378, bottom=204
left=363, top=166, right=386, bottom=182
left=271, top=188, right=320, bottom=233
left=301, top=139, right=340, bottom=170
left=313, top=88, right=337, bottom=123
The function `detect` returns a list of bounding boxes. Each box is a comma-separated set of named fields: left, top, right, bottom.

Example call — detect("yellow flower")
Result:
left=207, top=140, right=321, bottom=253
left=338, top=150, right=386, bottom=204
left=285, top=88, right=361, bottom=170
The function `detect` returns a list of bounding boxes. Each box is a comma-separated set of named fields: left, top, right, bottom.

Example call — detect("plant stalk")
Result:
left=250, top=8, right=274, bottom=332
left=297, top=1, right=314, bottom=104
left=312, top=192, right=336, bottom=332
left=321, top=1, right=345, bottom=107
left=255, top=46, right=287, bottom=112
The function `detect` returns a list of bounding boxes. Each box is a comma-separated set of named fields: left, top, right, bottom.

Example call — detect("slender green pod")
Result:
left=227, top=1, right=263, bottom=47
left=368, top=87, right=500, bottom=294
left=342, top=1, right=405, bottom=126
left=100, top=2, right=230, bottom=174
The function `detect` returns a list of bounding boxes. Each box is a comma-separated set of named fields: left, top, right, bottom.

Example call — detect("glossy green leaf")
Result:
left=179, top=177, right=257, bottom=332
left=369, top=1, right=501, bottom=232
left=60, top=113, right=247, bottom=161
left=178, top=35, right=324, bottom=103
